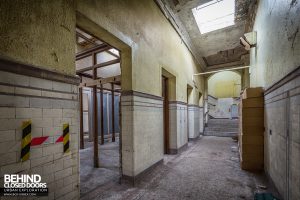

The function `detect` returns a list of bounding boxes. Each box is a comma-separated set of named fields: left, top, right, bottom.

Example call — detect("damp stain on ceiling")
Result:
left=162, top=0, right=253, bottom=67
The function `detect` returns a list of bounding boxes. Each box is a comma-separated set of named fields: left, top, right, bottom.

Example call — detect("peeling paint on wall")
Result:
left=250, top=0, right=300, bottom=88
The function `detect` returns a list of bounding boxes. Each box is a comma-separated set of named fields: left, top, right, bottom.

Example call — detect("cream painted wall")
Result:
left=249, top=1, right=300, bottom=199
left=208, top=71, right=241, bottom=98
left=199, top=93, right=204, bottom=106
left=249, top=0, right=300, bottom=88
left=0, top=0, right=76, bottom=75
left=76, top=0, right=204, bottom=104
left=76, top=0, right=205, bottom=179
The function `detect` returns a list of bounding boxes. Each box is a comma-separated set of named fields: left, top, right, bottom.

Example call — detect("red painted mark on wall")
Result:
left=55, top=136, right=63, bottom=143
left=30, top=135, right=63, bottom=146
left=31, top=136, right=48, bottom=146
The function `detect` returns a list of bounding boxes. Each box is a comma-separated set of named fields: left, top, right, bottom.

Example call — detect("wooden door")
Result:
left=162, top=76, right=169, bottom=154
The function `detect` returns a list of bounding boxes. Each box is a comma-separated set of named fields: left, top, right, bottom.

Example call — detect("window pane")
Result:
left=192, top=0, right=235, bottom=34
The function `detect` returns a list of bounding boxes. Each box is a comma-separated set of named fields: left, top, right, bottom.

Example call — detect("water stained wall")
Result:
left=250, top=0, right=300, bottom=88
left=250, top=1, right=300, bottom=199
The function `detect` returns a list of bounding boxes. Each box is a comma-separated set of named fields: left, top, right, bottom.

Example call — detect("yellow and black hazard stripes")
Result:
left=63, top=123, right=70, bottom=153
left=21, top=120, right=31, bottom=161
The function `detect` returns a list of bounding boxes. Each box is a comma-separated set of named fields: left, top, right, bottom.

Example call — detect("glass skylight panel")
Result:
left=192, top=0, right=235, bottom=34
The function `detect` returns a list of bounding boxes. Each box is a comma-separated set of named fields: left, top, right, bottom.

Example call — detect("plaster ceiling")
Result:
left=162, top=0, right=252, bottom=67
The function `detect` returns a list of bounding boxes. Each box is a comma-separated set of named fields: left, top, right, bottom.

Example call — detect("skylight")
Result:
left=192, top=0, right=235, bottom=34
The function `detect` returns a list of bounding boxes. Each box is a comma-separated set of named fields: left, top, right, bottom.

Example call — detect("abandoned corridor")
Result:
left=80, top=136, right=279, bottom=200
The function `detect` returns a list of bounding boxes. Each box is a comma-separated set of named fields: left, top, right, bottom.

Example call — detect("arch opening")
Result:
left=208, top=71, right=241, bottom=98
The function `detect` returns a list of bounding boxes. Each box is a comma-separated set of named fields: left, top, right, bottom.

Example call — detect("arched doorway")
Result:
left=207, top=71, right=241, bottom=119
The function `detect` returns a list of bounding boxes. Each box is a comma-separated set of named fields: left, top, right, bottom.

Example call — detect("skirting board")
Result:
left=122, top=159, right=164, bottom=185
left=168, top=143, right=188, bottom=155
left=188, top=134, right=202, bottom=141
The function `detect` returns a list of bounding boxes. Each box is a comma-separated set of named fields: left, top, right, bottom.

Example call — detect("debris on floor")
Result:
left=231, top=146, right=238, bottom=152
left=81, top=137, right=280, bottom=200
left=257, top=185, right=267, bottom=190
left=80, top=139, right=120, bottom=197
left=230, top=156, right=239, bottom=162
left=232, top=136, right=238, bottom=142
left=254, top=193, right=280, bottom=200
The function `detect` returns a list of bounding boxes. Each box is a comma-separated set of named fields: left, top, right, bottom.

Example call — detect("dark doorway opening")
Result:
left=76, top=27, right=122, bottom=197
left=162, top=76, right=169, bottom=154
left=187, top=85, right=193, bottom=140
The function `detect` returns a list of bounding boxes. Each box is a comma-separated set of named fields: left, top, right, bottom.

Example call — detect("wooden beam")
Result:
left=206, top=61, right=244, bottom=71
left=77, top=72, right=93, bottom=79
left=78, top=78, right=121, bottom=93
left=76, top=43, right=107, bottom=57
left=76, top=45, right=111, bottom=61
left=79, top=75, right=121, bottom=88
left=76, top=59, right=120, bottom=73
left=100, top=84, right=104, bottom=145
left=99, top=87, right=121, bottom=93
left=112, top=83, right=115, bottom=142
left=76, top=30, right=119, bottom=60
left=76, top=31, right=98, bottom=46
left=106, top=50, right=120, bottom=58
left=77, top=72, right=106, bottom=80
left=79, top=77, right=84, bottom=149
left=92, top=54, right=99, bottom=168
left=114, top=81, right=121, bottom=86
